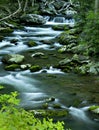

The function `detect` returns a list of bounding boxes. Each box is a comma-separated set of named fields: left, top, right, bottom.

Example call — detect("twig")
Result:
left=0, top=0, right=21, bottom=22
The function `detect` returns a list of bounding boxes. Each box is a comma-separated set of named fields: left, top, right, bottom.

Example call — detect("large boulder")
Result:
left=20, top=14, right=46, bottom=25
left=57, top=31, right=78, bottom=45
left=2, top=54, right=25, bottom=64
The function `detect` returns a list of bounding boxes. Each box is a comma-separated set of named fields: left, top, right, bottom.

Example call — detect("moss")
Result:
left=53, top=104, right=62, bottom=109
left=0, top=85, right=4, bottom=90
left=0, top=35, right=4, bottom=41
left=0, top=27, right=13, bottom=33
left=27, top=40, right=37, bottom=47
left=89, top=106, right=99, bottom=114
left=58, top=45, right=67, bottom=53
left=89, top=106, right=99, bottom=111
left=5, top=64, right=20, bottom=71
left=57, top=31, right=78, bottom=45
left=31, top=109, right=68, bottom=117
left=30, top=65, right=41, bottom=72
left=52, top=25, right=69, bottom=31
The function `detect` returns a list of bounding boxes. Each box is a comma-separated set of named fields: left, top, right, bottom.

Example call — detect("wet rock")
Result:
left=40, top=39, right=55, bottom=44
left=87, top=62, right=99, bottom=75
left=53, top=103, right=62, bottom=109
left=0, top=27, right=13, bottom=33
left=0, top=35, right=4, bottom=41
left=30, top=65, right=41, bottom=72
left=45, top=97, right=55, bottom=102
left=72, top=54, right=90, bottom=64
left=27, top=40, right=37, bottom=47
left=59, top=58, right=72, bottom=66
left=30, top=109, right=68, bottom=117
left=20, top=14, right=46, bottom=25
left=57, top=31, right=78, bottom=45
left=42, top=103, right=48, bottom=109
left=10, top=39, right=18, bottom=45
left=2, top=54, right=25, bottom=64
left=31, top=52, right=44, bottom=58
left=58, top=45, right=67, bottom=53
left=71, top=44, right=88, bottom=54
left=89, top=106, right=99, bottom=114
left=5, top=64, right=20, bottom=71
left=20, top=64, right=31, bottom=70
left=52, top=24, right=69, bottom=31
left=75, top=65, right=89, bottom=75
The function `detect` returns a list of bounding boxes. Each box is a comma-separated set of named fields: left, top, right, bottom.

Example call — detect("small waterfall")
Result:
left=53, top=17, right=66, bottom=23
left=69, top=106, right=91, bottom=122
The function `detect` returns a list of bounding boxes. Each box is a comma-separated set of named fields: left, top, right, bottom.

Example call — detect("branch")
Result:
left=23, top=0, right=28, bottom=12
left=0, top=0, right=21, bottom=22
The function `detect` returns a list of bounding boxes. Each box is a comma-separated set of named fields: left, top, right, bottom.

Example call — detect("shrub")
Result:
left=0, top=86, right=65, bottom=130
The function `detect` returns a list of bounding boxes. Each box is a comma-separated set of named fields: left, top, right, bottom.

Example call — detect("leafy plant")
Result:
left=80, top=11, right=99, bottom=55
left=0, top=87, right=66, bottom=130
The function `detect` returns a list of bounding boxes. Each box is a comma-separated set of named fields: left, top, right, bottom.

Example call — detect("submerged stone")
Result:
left=27, top=40, right=37, bottom=47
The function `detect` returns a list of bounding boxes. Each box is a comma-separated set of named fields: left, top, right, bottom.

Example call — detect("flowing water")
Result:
left=0, top=17, right=99, bottom=130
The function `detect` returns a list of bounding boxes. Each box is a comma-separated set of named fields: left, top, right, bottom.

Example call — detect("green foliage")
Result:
left=80, top=11, right=99, bottom=55
left=0, top=89, right=66, bottom=130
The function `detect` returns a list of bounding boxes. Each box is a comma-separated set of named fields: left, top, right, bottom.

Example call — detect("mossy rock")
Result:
left=0, top=27, right=13, bottom=33
left=52, top=24, right=69, bottom=31
left=30, top=109, right=68, bottom=117
left=0, top=85, right=5, bottom=90
left=0, top=35, right=4, bottom=41
left=53, top=104, right=62, bottom=109
left=5, top=64, right=20, bottom=71
left=2, top=54, right=25, bottom=64
left=89, top=106, right=99, bottom=114
left=58, top=45, right=67, bottom=53
left=27, top=40, right=37, bottom=47
left=20, top=64, right=31, bottom=70
left=10, top=39, right=18, bottom=43
left=57, top=31, right=78, bottom=45
left=30, top=65, right=41, bottom=72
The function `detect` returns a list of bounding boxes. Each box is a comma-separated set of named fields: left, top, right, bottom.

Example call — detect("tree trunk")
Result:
left=95, top=0, right=99, bottom=14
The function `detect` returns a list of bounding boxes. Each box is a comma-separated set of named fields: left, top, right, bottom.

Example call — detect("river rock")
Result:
left=5, top=64, right=20, bottom=71
left=30, top=109, right=68, bottom=117
left=89, top=106, right=99, bottom=114
left=57, top=31, right=78, bottom=45
left=20, top=14, right=46, bottom=25
left=71, top=44, right=88, bottom=54
left=0, top=27, right=13, bottom=33
left=52, top=24, right=70, bottom=31
left=31, top=52, right=44, bottom=58
left=30, top=65, right=41, bottom=72
left=27, top=40, right=37, bottom=47
left=0, top=35, right=4, bottom=41
left=72, top=54, right=90, bottom=64
left=20, top=64, right=31, bottom=70
left=58, top=45, right=67, bottom=53
left=87, top=62, right=99, bottom=75
left=2, top=54, right=25, bottom=64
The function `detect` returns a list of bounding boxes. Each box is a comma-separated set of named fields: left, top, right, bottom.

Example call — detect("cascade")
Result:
left=53, top=16, right=66, bottom=23
left=0, top=16, right=99, bottom=130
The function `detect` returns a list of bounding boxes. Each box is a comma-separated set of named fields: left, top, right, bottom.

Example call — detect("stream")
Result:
left=0, top=17, right=99, bottom=130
